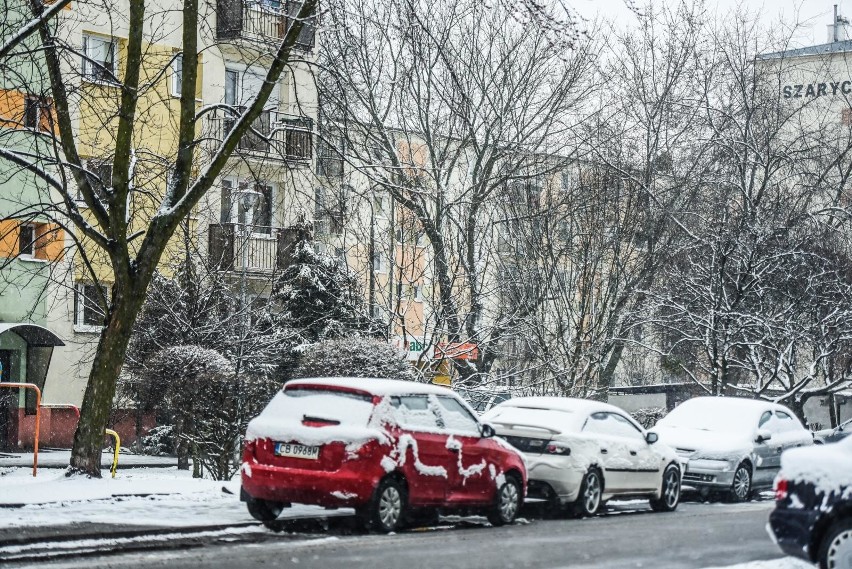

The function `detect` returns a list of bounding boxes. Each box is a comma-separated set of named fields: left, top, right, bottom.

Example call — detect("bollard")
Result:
left=104, top=429, right=120, bottom=478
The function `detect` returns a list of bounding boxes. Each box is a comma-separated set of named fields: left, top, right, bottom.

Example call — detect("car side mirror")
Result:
left=480, top=423, right=496, bottom=438
left=645, top=432, right=659, bottom=444
left=755, top=429, right=772, bottom=443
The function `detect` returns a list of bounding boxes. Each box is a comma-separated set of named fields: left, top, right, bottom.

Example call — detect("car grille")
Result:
left=501, top=435, right=550, bottom=454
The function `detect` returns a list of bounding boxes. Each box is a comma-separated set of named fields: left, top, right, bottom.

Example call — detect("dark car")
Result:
left=768, top=436, right=852, bottom=569
left=814, top=418, right=852, bottom=445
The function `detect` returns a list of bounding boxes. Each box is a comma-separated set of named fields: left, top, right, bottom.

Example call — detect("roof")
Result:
left=286, top=377, right=455, bottom=397
left=675, top=396, right=776, bottom=414
left=758, top=40, right=852, bottom=60
left=0, top=323, right=65, bottom=347
left=499, top=396, right=620, bottom=415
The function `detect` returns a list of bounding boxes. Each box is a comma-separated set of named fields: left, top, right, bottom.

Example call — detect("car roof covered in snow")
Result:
left=498, top=396, right=625, bottom=416
left=286, top=377, right=456, bottom=397
left=671, top=396, right=778, bottom=414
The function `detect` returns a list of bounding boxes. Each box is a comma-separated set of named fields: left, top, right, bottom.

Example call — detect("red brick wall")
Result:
left=15, top=408, right=155, bottom=449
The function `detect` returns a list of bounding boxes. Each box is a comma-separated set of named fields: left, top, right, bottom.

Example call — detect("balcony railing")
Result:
left=208, top=108, right=313, bottom=162
left=217, top=0, right=316, bottom=49
left=209, top=223, right=286, bottom=273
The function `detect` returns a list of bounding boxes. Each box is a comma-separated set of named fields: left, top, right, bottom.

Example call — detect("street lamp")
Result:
left=237, top=187, right=261, bottom=331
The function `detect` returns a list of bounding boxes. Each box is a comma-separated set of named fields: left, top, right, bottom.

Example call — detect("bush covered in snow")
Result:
left=141, top=345, right=278, bottom=479
left=290, top=337, right=422, bottom=381
left=630, top=406, right=668, bottom=429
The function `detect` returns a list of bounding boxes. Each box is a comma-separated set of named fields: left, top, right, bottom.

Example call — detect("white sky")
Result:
left=570, top=0, right=852, bottom=47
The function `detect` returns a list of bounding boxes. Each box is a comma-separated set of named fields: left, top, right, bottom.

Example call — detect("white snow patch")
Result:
left=330, top=491, right=357, bottom=500
left=779, top=437, right=852, bottom=497
left=396, top=434, right=447, bottom=477
left=700, top=558, right=813, bottom=569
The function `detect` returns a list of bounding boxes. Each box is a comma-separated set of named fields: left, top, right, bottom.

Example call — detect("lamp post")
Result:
left=236, top=187, right=261, bottom=377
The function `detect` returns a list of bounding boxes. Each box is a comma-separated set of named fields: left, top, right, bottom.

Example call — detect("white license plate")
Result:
left=275, top=442, right=321, bottom=460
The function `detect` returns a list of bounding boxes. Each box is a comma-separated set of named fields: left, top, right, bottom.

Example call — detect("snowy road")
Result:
left=8, top=500, right=805, bottom=569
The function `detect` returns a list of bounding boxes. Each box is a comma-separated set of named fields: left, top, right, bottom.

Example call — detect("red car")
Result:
left=240, top=377, right=527, bottom=532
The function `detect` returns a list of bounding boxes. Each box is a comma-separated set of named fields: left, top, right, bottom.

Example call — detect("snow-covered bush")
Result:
left=291, top=337, right=421, bottom=382
left=138, top=425, right=174, bottom=456
left=138, top=345, right=274, bottom=479
left=631, top=407, right=668, bottom=429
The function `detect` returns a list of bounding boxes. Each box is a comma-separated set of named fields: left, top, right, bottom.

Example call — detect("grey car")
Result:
left=651, top=397, right=813, bottom=502
left=814, top=418, right=852, bottom=444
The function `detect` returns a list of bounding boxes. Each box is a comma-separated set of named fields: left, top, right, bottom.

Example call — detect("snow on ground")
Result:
left=0, top=466, right=351, bottom=528
left=701, top=558, right=813, bottom=568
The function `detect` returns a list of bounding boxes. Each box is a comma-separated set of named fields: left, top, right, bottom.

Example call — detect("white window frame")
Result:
left=82, top=34, right=117, bottom=84
left=171, top=53, right=183, bottom=97
left=73, top=282, right=109, bottom=333
left=372, top=252, right=387, bottom=273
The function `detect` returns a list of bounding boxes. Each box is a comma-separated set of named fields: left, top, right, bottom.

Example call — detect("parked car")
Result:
left=814, top=417, right=852, bottom=445
left=769, top=436, right=852, bottom=569
left=240, top=377, right=527, bottom=532
left=481, top=397, right=682, bottom=517
left=652, top=397, right=813, bottom=502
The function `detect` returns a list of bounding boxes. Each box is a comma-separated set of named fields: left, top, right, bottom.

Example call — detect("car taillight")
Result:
left=545, top=443, right=571, bottom=455
left=774, top=478, right=788, bottom=501
left=243, top=439, right=257, bottom=461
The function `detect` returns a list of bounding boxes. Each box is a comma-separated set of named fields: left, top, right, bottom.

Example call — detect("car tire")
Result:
left=571, top=468, right=603, bottom=518
left=650, top=464, right=681, bottom=512
left=367, top=477, right=408, bottom=533
left=727, top=463, right=752, bottom=503
left=246, top=497, right=286, bottom=522
left=818, top=517, right=852, bottom=569
left=488, top=474, right=522, bottom=526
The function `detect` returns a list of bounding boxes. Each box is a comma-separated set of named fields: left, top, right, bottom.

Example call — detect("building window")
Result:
left=220, top=179, right=234, bottom=223
left=373, top=195, right=388, bottom=218
left=843, top=108, right=852, bottom=126
left=74, top=282, right=109, bottom=329
left=82, top=34, right=117, bottom=83
left=23, top=96, right=51, bottom=131
left=82, top=160, right=113, bottom=202
left=317, top=135, right=345, bottom=178
left=18, top=224, right=35, bottom=257
left=372, top=252, right=386, bottom=273
left=224, top=69, right=239, bottom=107
left=414, top=284, right=423, bottom=302
left=171, top=53, right=183, bottom=97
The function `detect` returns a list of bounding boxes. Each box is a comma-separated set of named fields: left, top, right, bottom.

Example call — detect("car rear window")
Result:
left=259, top=387, right=375, bottom=427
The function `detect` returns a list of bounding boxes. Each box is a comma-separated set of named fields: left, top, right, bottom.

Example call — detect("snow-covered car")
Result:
left=651, top=397, right=813, bottom=502
left=240, top=377, right=527, bottom=532
left=481, top=397, right=682, bottom=517
left=814, top=417, right=852, bottom=445
left=769, top=436, right=852, bottom=569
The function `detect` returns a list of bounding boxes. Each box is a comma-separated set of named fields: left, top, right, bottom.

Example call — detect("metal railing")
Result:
left=208, top=108, right=313, bottom=162
left=216, top=0, right=316, bottom=49
left=208, top=223, right=281, bottom=272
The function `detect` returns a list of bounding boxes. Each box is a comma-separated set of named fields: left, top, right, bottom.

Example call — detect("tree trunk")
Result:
left=69, top=288, right=147, bottom=477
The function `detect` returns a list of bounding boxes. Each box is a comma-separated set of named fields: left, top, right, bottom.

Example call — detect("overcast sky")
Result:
left=570, top=0, right=852, bottom=47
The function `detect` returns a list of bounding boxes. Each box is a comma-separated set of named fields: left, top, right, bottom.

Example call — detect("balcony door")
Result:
left=220, top=179, right=274, bottom=235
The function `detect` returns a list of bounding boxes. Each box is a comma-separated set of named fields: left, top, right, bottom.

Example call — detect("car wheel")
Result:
left=819, top=518, right=852, bottom=569
left=650, top=464, right=681, bottom=512
left=572, top=468, right=603, bottom=518
left=246, top=497, right=286, bottom=522
left=488, top=474, right=522, bottom=526
left=727, top=463, right=752, bottom=503
left=368, top=477, right=407, bottom=533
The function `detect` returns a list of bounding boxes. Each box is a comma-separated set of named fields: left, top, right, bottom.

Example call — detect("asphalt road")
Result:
left=21, top=501, right=785, bottom=569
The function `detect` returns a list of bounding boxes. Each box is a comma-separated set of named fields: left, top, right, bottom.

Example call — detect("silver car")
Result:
left=652, top=397, right=813, bottom=502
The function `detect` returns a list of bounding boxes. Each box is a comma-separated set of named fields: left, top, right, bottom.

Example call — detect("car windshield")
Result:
left=656, top=400, right=761, bottom=433
left=260, top=387, right=375, bottom=427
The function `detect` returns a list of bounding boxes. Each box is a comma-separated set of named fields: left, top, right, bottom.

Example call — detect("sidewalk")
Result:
left=0, top=465, right=352, bottom=546
left=0, top=448, right=179, bottom=469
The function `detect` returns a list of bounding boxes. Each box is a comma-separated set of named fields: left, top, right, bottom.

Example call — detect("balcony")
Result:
left=216, top=0, right=316, bottom=49
left=208, top=108, right=313, bottom=163
left=208, top=223, right=287, bottom=273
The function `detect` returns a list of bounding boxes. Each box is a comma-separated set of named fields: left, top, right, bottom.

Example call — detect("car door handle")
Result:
left=629, top=450, right=637, bottom=456
left=776, top=447, right=783, bottom=453
left=600, top=448, right=608, bottom=455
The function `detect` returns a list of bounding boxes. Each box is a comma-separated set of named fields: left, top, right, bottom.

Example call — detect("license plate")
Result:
left=274, top=442, right=321, bottom=460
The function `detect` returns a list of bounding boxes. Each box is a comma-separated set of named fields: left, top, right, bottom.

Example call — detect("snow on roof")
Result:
left=286, top=377, right=455, bottom=397
left=676, top=396, right=776, bottom=413
left=780, top=436, right=852, bottom=494
left=499, top=396, right=621, bottom=415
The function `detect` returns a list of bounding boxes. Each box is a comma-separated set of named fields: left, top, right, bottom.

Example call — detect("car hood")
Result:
left=652, top=425, right=753, bottom=458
